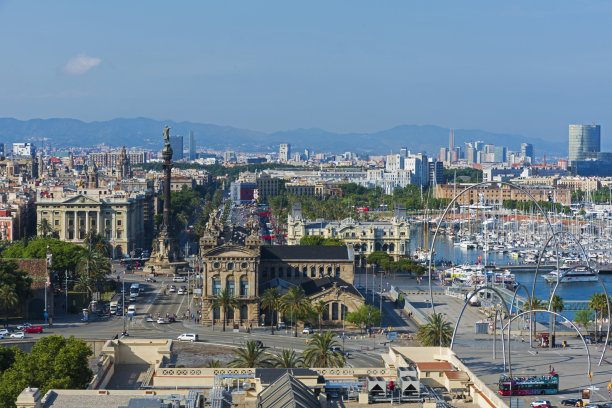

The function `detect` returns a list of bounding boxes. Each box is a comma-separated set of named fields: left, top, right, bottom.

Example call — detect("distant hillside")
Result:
left=0, top=118, right=566, bottom=157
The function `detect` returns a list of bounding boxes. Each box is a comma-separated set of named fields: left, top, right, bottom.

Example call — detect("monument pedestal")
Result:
left=146, top=229, right=188, bottom=275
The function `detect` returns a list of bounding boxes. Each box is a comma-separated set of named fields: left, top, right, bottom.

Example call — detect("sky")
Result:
left=1, top=1, right=612, bottom=143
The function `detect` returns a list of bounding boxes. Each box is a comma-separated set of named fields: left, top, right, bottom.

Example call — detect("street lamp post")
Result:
left=122, top=275, right=126, bottom=335
left=340, top=286, right=348, bottom=354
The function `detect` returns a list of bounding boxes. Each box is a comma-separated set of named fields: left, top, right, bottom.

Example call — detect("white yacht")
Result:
left=543, top=268, right=598, bottom=283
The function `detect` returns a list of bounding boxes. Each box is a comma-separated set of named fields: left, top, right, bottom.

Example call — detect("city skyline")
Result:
left=1, top=1, right=611, bottom=143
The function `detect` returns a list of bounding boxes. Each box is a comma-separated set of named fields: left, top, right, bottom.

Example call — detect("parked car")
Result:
left=24, top=325, right=43, bottom=333
left=177, top=333, right=198, bottom=342
left=530, top=401, right=552, bottom=408
left=172, top=276, right=186, bottom=283
left=0, top=329, right=10, bottom=336
left=10, top=331, right=25, bottom=339
left=277, top=322, right=286, bottom=329
left=302, top=327, right=313, bottom=334
left=16, top=323, right=32, bottom=330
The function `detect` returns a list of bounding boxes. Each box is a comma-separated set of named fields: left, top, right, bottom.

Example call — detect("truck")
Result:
left=109, top=301, right=119, bottom=315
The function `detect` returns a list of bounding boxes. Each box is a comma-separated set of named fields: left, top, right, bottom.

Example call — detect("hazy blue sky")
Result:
left=1, top=1, right=611, bottom=142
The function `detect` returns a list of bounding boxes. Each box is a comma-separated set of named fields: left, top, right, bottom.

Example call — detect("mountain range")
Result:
left=0, top=117, right=567, bottom=157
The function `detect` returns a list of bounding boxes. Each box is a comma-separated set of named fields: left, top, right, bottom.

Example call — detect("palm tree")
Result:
left=281, top=286, right=310, bottom=337
left=0, top=285, right=18, bottom=328
left=228, top=340, right=273, bottom=368
left=272, top=349, right=303, bottom=368
left=37, top=219, right=54, bottom=237
left=312, top=300, right=328, bottom=331
left=549, top=295, right=564, bottom=343
left=260, top=288, right=281, bottom=333
left=204, top=360, right=223, bottom=368
left=302, top=331, right=345, bottom=368
left=212, top=288, right=238, bottom=332
left=73, top=275, right=95, bottom=301
left=589, top=293, right=607, bottom=339
left=574, top=309, right=594, bottom=335
left=524, top=297, right=545, bottom=343
left=416, top=313, right=453, bottom=347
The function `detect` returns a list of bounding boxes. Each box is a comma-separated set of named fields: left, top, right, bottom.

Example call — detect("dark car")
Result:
left=561, top=399, right=581, bottom=406
left=255, top=340, right=264, bottom=348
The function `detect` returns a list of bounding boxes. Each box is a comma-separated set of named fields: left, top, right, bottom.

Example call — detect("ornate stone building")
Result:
left=116, top=146, right=131, bottom=181
left=286, top=204, right=411, bottom=264
left=198, top=215, right=362, bottom=328
left=36, top=186, right=150, bottom=257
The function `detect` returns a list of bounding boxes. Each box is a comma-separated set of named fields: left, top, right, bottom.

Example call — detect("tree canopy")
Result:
left=299, top=236, right=345, bottom=246
left=0, top=335, right=93, bottom=407
left=2, top=238, right=86, bottom=273
left=346, top=305, right=382, bottom=333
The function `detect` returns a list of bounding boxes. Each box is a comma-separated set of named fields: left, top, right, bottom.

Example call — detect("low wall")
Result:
left=101, top=338, right=171, bottom=365
left=0, top=338, right=108, bottom=356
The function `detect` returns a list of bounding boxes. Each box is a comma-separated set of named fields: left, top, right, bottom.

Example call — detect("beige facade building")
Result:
left=36, top=187, right=149, bottom=257
left=198, top=215, right=360, bottom=328
left=286, top=204, right=410, bottom=264
left=434, top=183, right=571, bottom=206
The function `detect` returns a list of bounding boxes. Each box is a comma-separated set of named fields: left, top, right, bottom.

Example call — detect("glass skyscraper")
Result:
left=569, top=124, right=600, bottom=163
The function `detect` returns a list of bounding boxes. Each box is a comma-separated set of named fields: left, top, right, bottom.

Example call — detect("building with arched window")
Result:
left=199, top=217, right=362, bottom=329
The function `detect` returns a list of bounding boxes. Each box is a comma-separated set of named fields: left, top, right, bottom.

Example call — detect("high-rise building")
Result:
left=188, top=131, right=196, bottom=161
left=439, top=147, right=448, bottom=162
left=449, top=129, right=454, bottom=151
left=493, top=146, right=507, bottom=163
left=169, top=136, right=184, bottom=160
left=465, top=147, right=476, bottom=164
left=569, top=124, right=600, bottom=163
left=279, top=143, right=291, bottom=162
left=400, top=147, right=408, bottom=157
left=12, top=142, right=34, bottom=156
left=521, top=143, right=534, bottom=163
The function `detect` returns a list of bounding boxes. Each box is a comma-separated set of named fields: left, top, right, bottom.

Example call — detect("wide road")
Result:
left=5, top=269, right=396, bottom=368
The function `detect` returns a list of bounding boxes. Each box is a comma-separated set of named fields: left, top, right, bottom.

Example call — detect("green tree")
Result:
left=589, top=293, right=607, bottom=339
left=549, top=295, right=564, bottom=342
left=204, top=360, right=223, bottom=368
left=574, top=309, right=594, bottom=334
left=0, top=285, right=18, bottom=328
left=2, top=238, right=86, bottom=274
left=37, top=219, right=57, bottom=238
left=302, top=331, right=345, bottom=368
left=0, top=346, right=20, bottom=374
left=416, top=313, right=453, bottom=347
left=280, top=287, right=310, bottom=337
left=299, top=235, right=325, bottom=246
left=0, top=335, right=92, bottom=407
left=345, top=305, right=382, bottom=334
left=260, top=288, right=281, bottom=333
left=312, top=300, right=328, bottom=331
left=73, top=275, right=95, bottom=301
left=212, top=288, right=238, bottom=332
left=524, top=297, right=545, bottom=343
left=366, top=251, right=392, bottom=267
left=228, top=340, right=273, bottom=368
left=272, top=349, right=303, bottom=368
left=0, top=261, right=31, bottom=323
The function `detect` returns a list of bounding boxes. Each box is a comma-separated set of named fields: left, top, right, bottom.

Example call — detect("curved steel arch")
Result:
left=427, top=181, right=558, bottom=314
left=532, top=230, right=609, bottom=366
left=501, top=309, right=592, bottom=378
left=450, top=285, right=512, bottom=375
left=547, top=263, right=611, bottom=366
left=532, top=230, right=590, bottom=308
left=507, top=283, right=533, bottom=348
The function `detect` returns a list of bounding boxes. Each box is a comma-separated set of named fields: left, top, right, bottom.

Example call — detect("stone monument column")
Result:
left=162, top=126, right=173, bottom=231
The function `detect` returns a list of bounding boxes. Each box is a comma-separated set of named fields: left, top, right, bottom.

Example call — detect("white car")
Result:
left=530, top=401, right=551, bottom=408
left=157, top=318, right=167, bottom=324
left=0, top=329, right=9, bottom=336
left=145, top=315, right=154, bottom=322
left=302, top=327, right=313, bottom=334
left=10, top=331, right=25, bottom=339
left=172, top=276, right=186, bottom=283
left=177, top=333, right=198, bottom=342
left=177, top=288, right=185, bottom=295
left=16, top=323, right=31, bottom=330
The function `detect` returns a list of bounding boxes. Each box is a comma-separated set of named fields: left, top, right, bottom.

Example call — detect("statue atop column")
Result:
left=145, top=126, right=188, bottom=275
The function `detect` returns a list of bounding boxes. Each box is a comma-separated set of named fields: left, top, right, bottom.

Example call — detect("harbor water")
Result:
left=410, top=225, right=612, bottom=316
